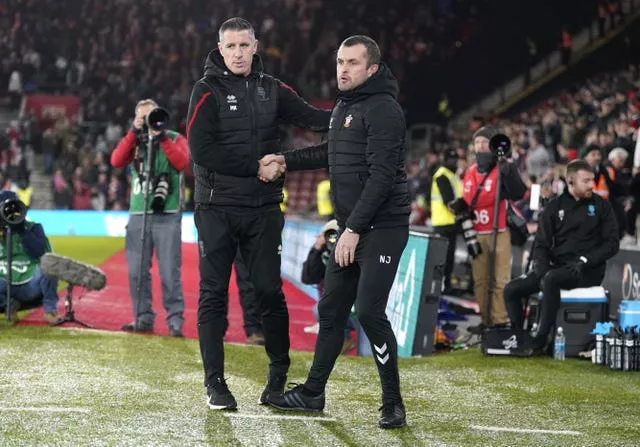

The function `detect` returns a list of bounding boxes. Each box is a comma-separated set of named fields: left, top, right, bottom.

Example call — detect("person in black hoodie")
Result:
left=263, top=35, right=410, bottom=429
left=503, top=159, right=619, bottom=354
left=186, top=17, right=331, bottom=411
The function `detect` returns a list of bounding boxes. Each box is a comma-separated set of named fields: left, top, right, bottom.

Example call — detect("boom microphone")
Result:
left=40, top=253, right=107, bottom=291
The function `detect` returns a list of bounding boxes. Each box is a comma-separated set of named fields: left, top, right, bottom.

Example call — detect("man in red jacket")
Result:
left=462, top=126, right=526, bottom=331
left=111, top=99, right=190, bottom=337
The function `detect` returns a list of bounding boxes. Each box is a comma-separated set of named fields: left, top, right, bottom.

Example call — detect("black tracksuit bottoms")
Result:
left=504, top=266, right=603, bottom=340
left=234, top=248, right=262, bottom=337
left=304, top=226, right=409, bottom=404
left=195, top=205, right=289, bottom=386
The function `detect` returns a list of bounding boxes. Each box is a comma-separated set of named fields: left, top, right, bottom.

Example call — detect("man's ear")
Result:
left=367, top=64, right=379, bottom=77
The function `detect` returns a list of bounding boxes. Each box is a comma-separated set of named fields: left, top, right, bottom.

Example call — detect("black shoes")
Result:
left=259, top=373, right=287, bottom=405
left=267, top=384, right=325, bottom=412
left=379, top=401, right=406, bottom=429
left=169, top=326, right=184, bottom=337
left=207, top=378, right=237, bottom=410
left=121, top=321, right=154, bottom=333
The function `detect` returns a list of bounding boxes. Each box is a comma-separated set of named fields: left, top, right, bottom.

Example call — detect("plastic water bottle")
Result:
left=595, top=333, right=605, bottom=365
left=554, top=327, right=566, bottom=361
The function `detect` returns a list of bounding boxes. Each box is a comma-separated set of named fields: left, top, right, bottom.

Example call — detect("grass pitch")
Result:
left=0, top=329, right=639, bottom=446
left=0, top=236, right=639, bottom=446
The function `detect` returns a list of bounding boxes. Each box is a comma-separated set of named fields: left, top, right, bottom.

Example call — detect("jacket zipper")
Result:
left=246, top=79, right=258, bottom=206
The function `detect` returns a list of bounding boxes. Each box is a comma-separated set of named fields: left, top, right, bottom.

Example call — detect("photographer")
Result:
left=461, top=126, right=526, bottom=331
left=0, top=191, right=58, bottom=323
left=110, top=99, right=189, bottom=337
left=301, top=220, right=356, bottom=355
left=504, top=160, right=619, bottom=354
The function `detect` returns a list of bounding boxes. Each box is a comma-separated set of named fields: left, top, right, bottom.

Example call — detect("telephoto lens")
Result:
left=151, top=173, right=170, bottom=212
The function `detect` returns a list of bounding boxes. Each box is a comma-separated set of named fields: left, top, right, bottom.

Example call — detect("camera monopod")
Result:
left=4, top=225, right=13, bottom=323
left=485, top=134, right=511, bottom=326
left=134, top=133, right=157, bottom=329
left=0, top=198, right=26, bottom=323
left=133, top=107, right=169, bottom=330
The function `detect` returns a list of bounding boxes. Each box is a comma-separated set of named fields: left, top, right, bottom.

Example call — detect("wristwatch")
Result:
left=346, top=227, right=356, bottom=234
left=579, top=256, right=588, bottom=264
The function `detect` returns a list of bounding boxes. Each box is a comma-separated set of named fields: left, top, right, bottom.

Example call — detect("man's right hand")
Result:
left=258, top=154, right=286, bottom=182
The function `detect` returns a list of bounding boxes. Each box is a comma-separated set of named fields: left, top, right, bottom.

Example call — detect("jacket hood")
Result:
left=337, top=62, right=399, bottom=101
left=203, top=49, right=264, bottom=78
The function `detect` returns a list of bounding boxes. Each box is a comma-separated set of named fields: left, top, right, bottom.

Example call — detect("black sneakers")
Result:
left=207, top=378, right=237, bottom=410
left=169, top=326, right=184, bottom=337
left=267, top=384, right=325, bottom=412
left=379, top=401, right=406, bottom=429
left=258, top=373, right=287, bottom=405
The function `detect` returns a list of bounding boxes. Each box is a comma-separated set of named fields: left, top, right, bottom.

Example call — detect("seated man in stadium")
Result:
left=503, top=160, right=619, bottom=354
left=0, top=191, right=58, bottom=323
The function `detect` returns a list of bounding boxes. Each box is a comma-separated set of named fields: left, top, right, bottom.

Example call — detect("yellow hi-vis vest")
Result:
left=430, top=166, right=462, bottom=227
left=316, top=179, right=332, bottom=217
left=280, top=187, right=288, bottom=213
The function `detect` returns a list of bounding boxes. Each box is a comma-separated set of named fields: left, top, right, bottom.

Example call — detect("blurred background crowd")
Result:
left=1, top=0, right=640, bottom=247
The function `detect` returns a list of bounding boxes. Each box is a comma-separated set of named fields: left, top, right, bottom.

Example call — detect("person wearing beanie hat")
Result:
left=430, top=149, right=462, bottom=292
left=461, top=129, right=527, bottom=331
left=0, top=191, right=58, bottom=324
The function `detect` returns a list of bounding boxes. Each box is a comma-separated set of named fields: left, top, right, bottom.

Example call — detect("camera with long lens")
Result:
left=0, top=198, right=27, bottom=232
left=142, top=107, right=170, bottom=134
left=151, top=173, right=170, bottom=212
left=489, top=133, right=512, bottom=159
left=448, top=198, right=482, bottom=259
left=324, top=228, right=339, bottom=252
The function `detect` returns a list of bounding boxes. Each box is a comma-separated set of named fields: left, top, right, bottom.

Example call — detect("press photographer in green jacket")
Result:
left=0, top=191, right=58, bottom=323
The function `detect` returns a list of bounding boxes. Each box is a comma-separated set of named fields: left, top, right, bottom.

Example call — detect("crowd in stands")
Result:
left=409, top=63, right=640, bottom=244
left=0, top=0, right=637, bottom=223
left=0, top=0, right=486, bottom=212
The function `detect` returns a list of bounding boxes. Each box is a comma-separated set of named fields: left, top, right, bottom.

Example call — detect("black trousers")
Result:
left=234, top=248, right=262, bottom=337
left=304, top=226, right=409, bottom=404
left=433, top=224, right=457, bottom=291
left=504, top=266, right=603, bottom=340
left=195, top=206, right=289, bottom=386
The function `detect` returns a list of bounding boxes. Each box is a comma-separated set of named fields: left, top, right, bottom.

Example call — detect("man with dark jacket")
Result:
left=503, top=159, right=619, bottom=354
left=262, top=35, right=410, bottom=429
left=186, top=17, right=330, bottom=411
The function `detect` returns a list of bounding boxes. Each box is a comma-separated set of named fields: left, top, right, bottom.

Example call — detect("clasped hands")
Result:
left=258, top=154, right=286, bottom=182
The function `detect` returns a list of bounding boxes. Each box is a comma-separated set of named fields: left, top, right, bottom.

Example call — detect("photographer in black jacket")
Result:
left=262, top=35, right=410, bottom=429
left=186, top=17, right=330, bottom=411
left=503, top=159, right=619, bottom=354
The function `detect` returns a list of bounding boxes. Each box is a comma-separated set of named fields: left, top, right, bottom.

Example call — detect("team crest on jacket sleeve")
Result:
left=344, top=114, right=353, bottom=127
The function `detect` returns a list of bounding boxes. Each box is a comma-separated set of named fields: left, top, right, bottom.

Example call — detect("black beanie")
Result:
left=581, top=143, right=602, bottom=159
left=472, top=125, right=499, bottom=141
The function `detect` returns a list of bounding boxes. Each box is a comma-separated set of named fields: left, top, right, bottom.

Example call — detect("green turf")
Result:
left=1, top=236, right=639, bottom=445
left=48, top=236, right=125, bottom=267
left=0, top=326, right=638, bottom=446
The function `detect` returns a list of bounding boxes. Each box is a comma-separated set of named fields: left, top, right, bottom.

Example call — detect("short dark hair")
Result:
left=566, top=159, right=593, bottom=178
left=218, top=17, right=255, bottom=41
left=341, top=35, right=381, bottom=67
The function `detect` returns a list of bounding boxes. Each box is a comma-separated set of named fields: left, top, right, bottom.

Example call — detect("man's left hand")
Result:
left=335, top=230, right=359, bottom=267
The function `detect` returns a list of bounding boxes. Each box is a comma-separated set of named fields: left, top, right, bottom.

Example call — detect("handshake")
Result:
left=257, top=154, right=286, bottom=182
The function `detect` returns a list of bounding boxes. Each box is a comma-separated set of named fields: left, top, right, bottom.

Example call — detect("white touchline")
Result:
left=226, top=413, right=337, bottom=422
left=0, top=407, right=90, bottom=414
left=470, top=425, right=583, bottom=436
